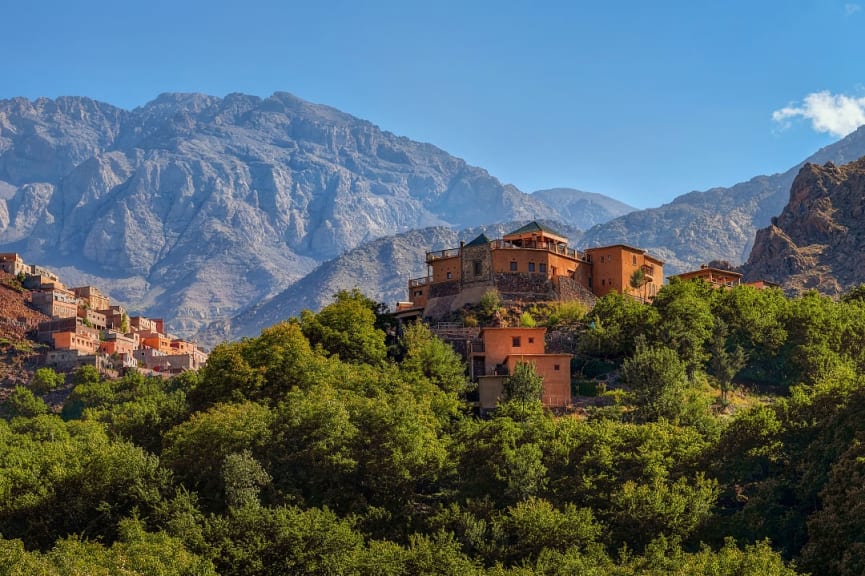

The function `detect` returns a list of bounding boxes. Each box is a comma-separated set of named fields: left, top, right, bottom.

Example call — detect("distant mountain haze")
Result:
left=0, top=93, right=616, bottom=339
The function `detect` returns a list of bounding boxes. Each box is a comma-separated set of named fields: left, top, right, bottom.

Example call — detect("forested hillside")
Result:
left=4, top=285, right=865, bottom=574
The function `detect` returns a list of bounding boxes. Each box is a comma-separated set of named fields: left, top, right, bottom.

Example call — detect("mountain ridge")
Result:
left=0, top=92, right=623, bottom=338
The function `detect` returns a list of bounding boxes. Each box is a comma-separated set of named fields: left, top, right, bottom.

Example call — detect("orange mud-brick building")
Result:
left=670, top=264, right=743, bottom=288
left=396, top=222, right=664, bottom=320
left=583, top=244, right=664, bottom=302
left=470, top=327, right=572, bottom=410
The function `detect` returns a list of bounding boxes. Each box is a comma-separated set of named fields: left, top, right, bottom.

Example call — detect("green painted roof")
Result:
left=465, top=233, right=491, bottom=247
left=505, top=221, right=565, bottom=238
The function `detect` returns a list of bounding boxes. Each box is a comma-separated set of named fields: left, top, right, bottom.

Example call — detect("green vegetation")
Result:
left=6, top=284, right=865, bottom=573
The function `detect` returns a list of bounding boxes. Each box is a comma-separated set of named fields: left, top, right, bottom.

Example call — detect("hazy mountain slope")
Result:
left=581, top=126, right=865, bottom=275
left=532, top=187, right=635, bottom=229
left=210, top=220, right=582, bottom=343
left=0, top=92, right=619, bottom=338
left=742, top=157, right=865, bottom=295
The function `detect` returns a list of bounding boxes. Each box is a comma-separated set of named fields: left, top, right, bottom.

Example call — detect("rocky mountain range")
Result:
left=580, top=126, right=865, bottom=274
left=743, top=157, right=865, bottom=295
left=0, top=93, right=622, bottom=339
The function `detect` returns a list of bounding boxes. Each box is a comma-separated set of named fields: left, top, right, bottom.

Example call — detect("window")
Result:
left=601, top=279, right=605, bottom=286
left=512, top=336, right=521, bottom=348
left=473, top=260, right=482, bottom=276
left=588, top=276, right=592, bottom=288
left=446, top=271, right=452, bottom=279
left=633, top=255, right=637, bottom=265
left=528, top=262, right=535, bottom=272
left=539, top=263, right=547, bottom=274
left=510, top=261, right=518, bottom=271
left=528, top=337, right=534, bottom=344
left=554, top=364, right=560, bottom=371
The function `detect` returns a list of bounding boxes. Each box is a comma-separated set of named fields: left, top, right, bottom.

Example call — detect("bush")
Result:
left=520, top=311, right=536, bottom=327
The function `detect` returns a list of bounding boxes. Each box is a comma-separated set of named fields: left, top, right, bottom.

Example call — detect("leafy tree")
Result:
left=620, top=340, right=689, bottom=424
left=651, top=279, right=715, bottom=375
left=629, top=267, right=648, bottom=300
left=300, top=289, right=387, bottom=365
left=3, top=386, right=49, bottom=418
left=400, top=322, right=468, bottom=396
left=30, top=367, right=64, bottom=395
left=503, top=362, right=544, bottom=406
left=580, top=291, right=659, bottom=359
left=222, top=449, right=272, bottom=509
left=479, top=288, right=502, bottom=319
left=162, top=401, right=273, bottom=512
left=708, top=318, right=747, bottom=403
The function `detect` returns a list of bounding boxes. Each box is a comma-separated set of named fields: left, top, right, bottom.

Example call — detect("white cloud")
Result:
left=772, top=91, right=865, bottom=138
left=845, top=3, right=861, bottom=15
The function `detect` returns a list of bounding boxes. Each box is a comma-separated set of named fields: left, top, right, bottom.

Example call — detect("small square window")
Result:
left=512, top=336, right=521, bottom=347
left=510, top=261, right=518, bottom=271
left=539, top=263, right=547, bottom=273
left=528, top=337, right=534, bottom=344
left=528, top=262, right=535, bottom=272
left=554, top=364, right=560, bottom=371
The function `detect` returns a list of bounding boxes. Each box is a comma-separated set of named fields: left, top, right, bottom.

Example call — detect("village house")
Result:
left=470, top=326, right=572, bottom=411
left=0, top=252, right=208, bottom=375
left=396, top=222, right=664, bottom=320
left=73, top=285, right=110, bottom=312
left=0, top=253, right=27, bottom=276
left=670, top=264, right=743, bottom=288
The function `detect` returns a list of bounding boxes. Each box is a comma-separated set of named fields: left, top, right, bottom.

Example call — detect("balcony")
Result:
left=490, top=239, right=584, bottom=261
left=426, top=248, right=460, bottom=263
left=408, top=276, right=431, bottom=287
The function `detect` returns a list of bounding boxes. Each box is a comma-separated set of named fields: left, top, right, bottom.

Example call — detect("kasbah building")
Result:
left=394, top=221, right=769, bottom=413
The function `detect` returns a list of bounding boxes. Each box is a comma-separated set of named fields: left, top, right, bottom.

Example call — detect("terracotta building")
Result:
left=670, top=265, right=743, bottom=288
left=73, top=286, right=110, bottom=312
left=584, top=244, right=664, bottom=302
left=471, top=327, right=572, bottom=410
left=31, top=288, right=78, bottom=319
left=397, top=222, right=663, bottom=319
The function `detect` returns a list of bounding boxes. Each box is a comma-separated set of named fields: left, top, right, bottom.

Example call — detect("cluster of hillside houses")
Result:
left=1, top=253, right=207, bottom=376
left=395, top=222, right=776, bottom=412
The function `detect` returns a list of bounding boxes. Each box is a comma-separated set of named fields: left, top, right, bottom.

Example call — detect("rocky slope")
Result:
left=530, top=188, right=635, bottom=229
left=581, top=126, right=865, bottom=275
left=207, top=220, right=582, bottom=344
left=742, top=158, right=865, bottom=295
left=0, top=93, right=625, bottom=338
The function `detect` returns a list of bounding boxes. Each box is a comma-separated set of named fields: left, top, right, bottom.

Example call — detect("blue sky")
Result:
left=1, top=0, right=863, bottom=208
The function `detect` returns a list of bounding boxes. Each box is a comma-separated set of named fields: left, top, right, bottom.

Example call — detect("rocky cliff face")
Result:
left=581, top=126, right=865, bottom=275
left=0, top=93, right=615, bottom=338
left=742, top=158, right=865, bottom=295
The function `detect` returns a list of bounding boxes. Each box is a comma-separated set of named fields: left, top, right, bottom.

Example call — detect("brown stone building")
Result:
left=397, top=222, right=664, bottom=319
left=471, top=327, right=572, bottom=410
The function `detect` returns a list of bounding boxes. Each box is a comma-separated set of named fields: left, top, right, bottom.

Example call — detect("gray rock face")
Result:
left=531, top=188, right=635, bottom=229
left=0, top=93, right=613, bottom=339
left=581, top=126, right=865, bottom=275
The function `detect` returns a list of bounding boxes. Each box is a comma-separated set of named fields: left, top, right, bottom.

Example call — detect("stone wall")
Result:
left=493, top=272, right=555, bottom=299
left=460, top=244, right=494, bottom=288
left=430, top=280, right=460, bottom=298
left=555, top=276, right=598, bottom=308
